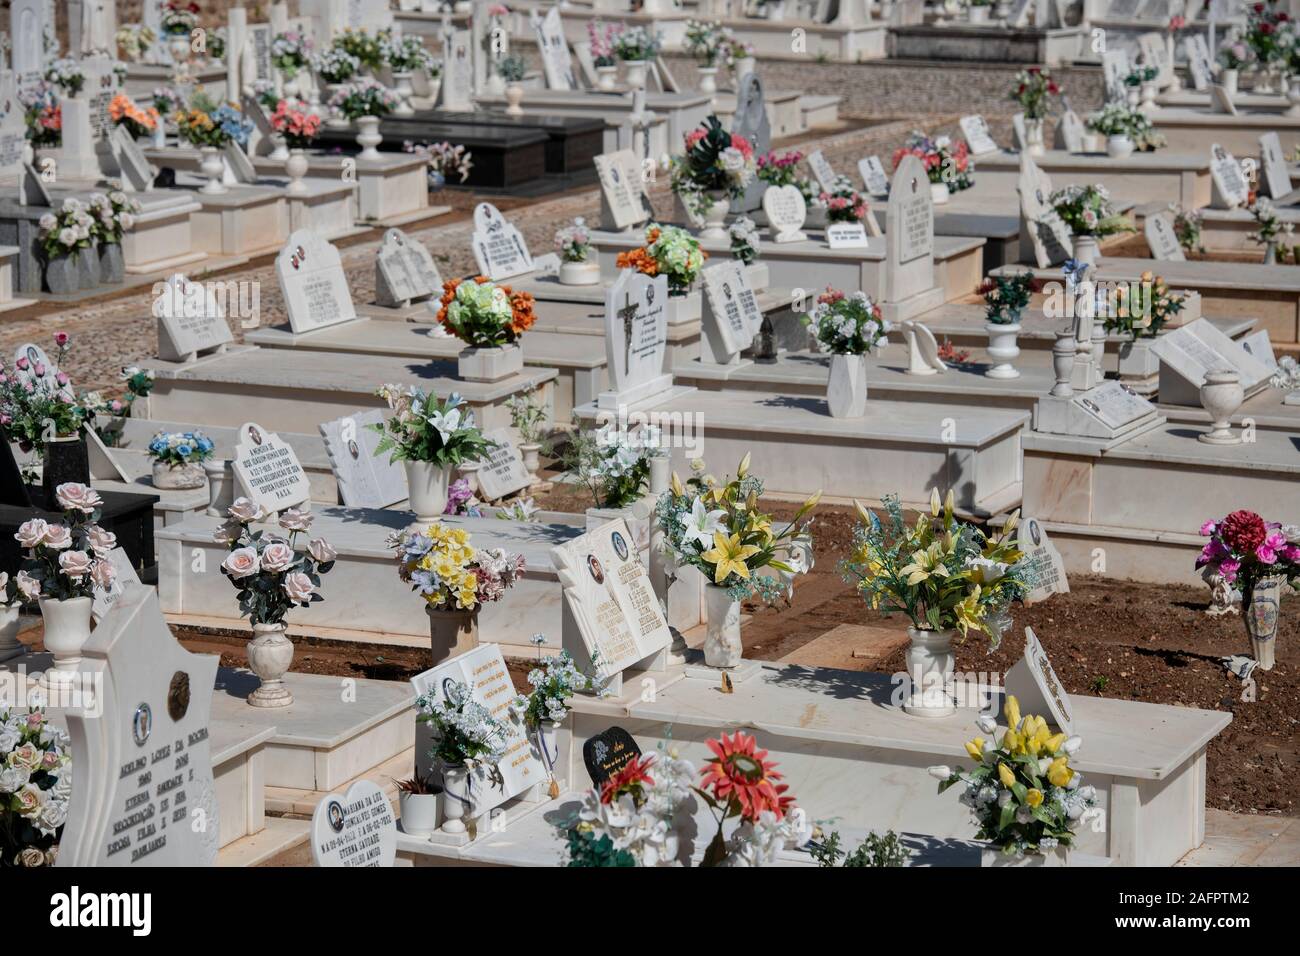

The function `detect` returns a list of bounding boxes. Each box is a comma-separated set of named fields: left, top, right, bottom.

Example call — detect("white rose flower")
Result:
left=0, top=765, right=29, bottom=793
left=228, top=497, right=264, bottom=522
left=278, top=509, right=313, bottom=532
left=307, top=538, right=337, bottom=563
left=54, top=483, right=102, bottom=514
left=283, top=571, right=316, bottom=604
left=13, top=519, right=49, bottom=549
left=41, top=525, right=73, bottom=550
left=221, top=546, right=260, bottom=579
left=259, top=540, right=296, bottom=573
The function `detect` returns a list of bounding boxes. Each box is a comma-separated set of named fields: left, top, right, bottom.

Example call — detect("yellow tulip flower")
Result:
left=1045, top=733, right=1068, bottom=755
left=1002, top=729, right=1021, bottom=754
left=997, top=763, right=1016, bottom=788
left=701, top=531, right=761, bottom=584
left=1026, top=788, right=1044, bottom=808
left=965, top=738, right=984, bottom=761
left=1048, top=757, right=1073, bottom=788
left=1004, top=695, right=1021, bottom=732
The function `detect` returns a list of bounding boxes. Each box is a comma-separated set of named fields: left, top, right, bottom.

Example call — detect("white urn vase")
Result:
left=1072, top=234, right=1100, bottom=267
left=391, top=71, right=416, bottom=116
left=439, top=763, right=473, bottom=833
left=1198, top=369, right=1244, bottom=444
left=38, top=596, right=94, bottom=688
left=984, top=322, right=1022, bottom=379
left=558, top=259, right=601, bottom=285
left=355, top=115, right=383, bottom=161
left=698, top=66, right=719, bottom=95
left=405, top=460, right=452, bottom=524
left=624, top=59, right=648, bottom=90
left=285, top=148, right=310, bottom=195
left=703, top=583, right=742, bottom=668
left=0, top=603, right=22, bottom=662
left=267, top=133, right=290, bottom=162
left=1025, top=117, right=1045, bottom=156
left=827, top=352, right=868, bottom=417
left=699, top=190, right=730, bottom=239
left=198, top=146, right=227, bottom=195
left=733, top=57, right=755, bottom=82
left=504, top=83, right=525, bottom=116
left=903, top=626, right=956, bottom=718
left=1287, top=75, right=1300, bottom=117
left=246, top=622, right=295, bottom=707
left=596, top=65, right=618, bottom=91
left=520, top=442, right=542, bottom=484
left=1106, top=134, right=1135, bottom=159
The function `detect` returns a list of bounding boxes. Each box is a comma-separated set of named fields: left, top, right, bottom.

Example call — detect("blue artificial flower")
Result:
left=409, top=569, right=439, bottom=595
left=175, top=443, right=193, bottom=458
left=197, top=436, right=214, bottom=452
left=1061, top=258, right=1088, bottom=287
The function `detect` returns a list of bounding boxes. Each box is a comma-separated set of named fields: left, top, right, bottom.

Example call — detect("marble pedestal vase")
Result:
left=699, top=191, right=731, bottom=240
left=827, top=353, right=868, bottom=417
left=355, top=116, right=383, bottom=161
left=597, top=65, right=618, bottom=90
left=1025, top=118, right=1045, bottom=157
left=439, top=763, right=473, bottom=834
left=985, top=323, right=1021, bottom=379
left=285, top=149, right=310, bottom=195
left=624, top=59, right=648, bottom=91
left=0, top=604, right=22, bottom=662
left=38, top=596, right=94, bottom=690
left=199, top=146, right=228, bottom=195
left=391, top=72, right=416, bottom=116
left=1197, top=370, right=1244, bottom=444
left=428, top=606, right=478, bottom=665
left=698, top=66, right=719, bottom=95
left=504, top=83, right=525, bottom=116
left=703, top=584, right=743, bottom=668
left=406, top=460, right=453, bottom=524
left=903, top=627, right=956, bottom=718
left=246, top=622, right=295, bottom=707
left=1244, top=576, right=1282, bottom=671
left=1072, top=235, right=1099, bottom=267
left=520, top=442, right=542, bottom=485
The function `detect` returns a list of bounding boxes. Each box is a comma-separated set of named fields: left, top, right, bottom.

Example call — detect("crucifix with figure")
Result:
left=617, top=290, right=640, bottom=378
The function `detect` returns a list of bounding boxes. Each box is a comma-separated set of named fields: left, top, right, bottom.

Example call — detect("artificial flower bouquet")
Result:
left=271, top=31, right=313, bottom=79
left=436, top=276, right=537, bottom=348
left=270, top=99, right=322, bottom=148
left=1197, top=511, right=1300, bottom=596
left=43, top=59, right=85, bottom=98
left=333, top=28, right=384, bottom=72
left=669, top=115, right=756, bottom=217
left=0, top=708, right=71, bottom=868
left=511, top=647, right=592, bottom=730
left=1010, top=67, right=1060, bottom=119
left=1244, top=0, right=1294, bottom=70
left=1247, top=196, right=1295, bottom=248
left=1104, top=270, right=1184, bottom=340
left=116, top=24, right=157, bottom=62
left=616, top=224, right=707, bottom=296
left=816, top=176, right=871, bottom=224
left=22, top=82, right=61, bottom=148
left=496, top=54, right=528, bottom=84
left=755, top=149, right=818, bottom=203
left=14, top=483, right=117, bottom=602
left=89, top=189, right=141, bottom=245
left=160, top=0, right=200, bottom=36
left=371, top=387, right=495, bottom=467
left=328, top=78, right=398, bottom=121
left=931, top=695, right=1095, bottom=860
left=1049, top=184, right=1134, bottom=238
left=206, top=27, right=227, bottom=62
left=696, top=731, right=800, bottom=866
left=804, top=287, right=890, bottom=353
left=614, top=25, right=661, bottom=61
left=1085, top=101, right=1140, bottom=138
left=729, top=217, right=761, bottom=265
left=1217, top=37, right=1250, bottom=71
left=978, top=271, right=1040, bottom=325
left=416, top=679, right=509, bottom=772
left=555, top=218, right=593, bottom=263
left=444, top=477, right=483, bottom=518
left=841, top=490, right=1028, bottom=648
left=108, top=93, right=160, bottom=139
left=216, top=500, right=337, bottom=626
left=1172, top=206, right=1204, bottom=254
left=588, top=20, right=623, bottom=67
left=175, top=91, right=253, bottom=149
left=559, top=422, right=664, bottom=510
left=389, top=521, right=524, bottom=612
left=0, top=334, right=83, bottom=467
left=726, top=38, right=756, bottom=67
left=379, top=30, right=436, bottom=73
left=655, top=454, right=819, bottom=602
left=684, top=19, right=733, bottom=66
left=312, top=47, right=362, bottom=84
left=892, top=131, right=974, bottom=192
left=152, top=86, right=182, bottom=118
left=36, top=199, right=96, bottom=261
left=1123, top=64, right=1159, bottom=87
left=147, top=430, right=214, bottom=468
left=403, top=140, right=473, bottom=185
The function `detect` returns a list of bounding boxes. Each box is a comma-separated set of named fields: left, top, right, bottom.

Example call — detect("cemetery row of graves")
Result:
left=0, top=0, right=1293, bottom=878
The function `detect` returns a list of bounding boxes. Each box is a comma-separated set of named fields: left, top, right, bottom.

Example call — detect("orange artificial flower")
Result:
left=616, top=246, right=659, bottom=276
left=699, top=731, right=793, bottom=822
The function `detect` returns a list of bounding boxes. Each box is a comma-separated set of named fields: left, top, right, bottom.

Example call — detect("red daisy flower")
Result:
left=600, top=753, right=655, bottom=806
left=699, top=731, right=793, bottom=822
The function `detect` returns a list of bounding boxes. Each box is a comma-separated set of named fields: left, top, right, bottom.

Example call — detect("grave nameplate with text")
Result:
left=276, top=230, right=358, bottom=334
left=471, top=202, right=534, bottom=280
left=232, top=421, right=313, bottom=513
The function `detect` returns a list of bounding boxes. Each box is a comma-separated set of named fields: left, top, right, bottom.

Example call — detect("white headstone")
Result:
left=475, top=427, right=532, bottom=501
left=1004, top=627, right=1075, bottom=734
left=13, top=342, right=66, bottom=395
left=91, top=547, right=143, bottom=622
left=319, top=410, right=407, bottom=509
left=276, top=230, right=358, bottom=334
left=9, top=0, right=51, bottom=79
left=729, top=74, right=771, bottom=213
left=153, top=273, right=235, bottom=361
left=410, top=643, right=547, bottom=812
left=1150, top=317, right=1273, bottom=403
left=471, top=202, right=534, bottom=280
left=231, top=421, right=313, bottom=513
left=55, top=586, right=220, bottom=866
left=1209, top=83, right=1238, bottom=115
left=550, top=517, right=672, bottom=681
left=1208, top=143, right=1250, bottom=208
left=701, top=259, right=762, bottom=356
left=222, top=140, right=257, bottom=184
left=310, top=779, right=397, bottom=867
left=374, top=228, right=443, bottom=306
left=595, top=150, right=651, bottom=230
left=885, top=154, right=935, bottom=303
left=599, top=269, right=671, bottom=407
left=762, top=184, right=808, bottom=243
left=1143, top=210, right=1186, bottom=261
left=109, top=125, right=155, bottom=191
left=1187, top=34, right=1214, bottom=91
left=1007, top=0, right=1033, bottom=26
left=441, top=29, right=474, bottom=111
left=1239, top=329, right=1277, bottom=371
left=1019, top=156, right=1073, bottom=268
left=903, top=320, right=947, bottom=375
left=959, top=115, right=999, bottom=156
left=0, top=80, right=27, bottom=179
left=1102, top=49, right=1132, bottom=103
left=1011, top=113, right=1027, bottom=153
left=807, top=150, right=839, bottom=193
left=858, top=155, right=890, bottom=197
left=1073, top=379, right=1156, bottom=430
left=1259, top=132, right=1294, bottom=201
left=532, top=6, right=576, bottom=91
left=1137, top=31, right=1172, bottom=88
left=1055, top=110, right=1085, bottom=153
left=1016, top=519, right=1069, bottom=605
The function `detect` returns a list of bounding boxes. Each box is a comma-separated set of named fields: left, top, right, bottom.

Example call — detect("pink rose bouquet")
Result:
left=1197, top=510, right=1300, bottom=598
left=216, top=499, right=337, bottom=625
left=12, top=483, right=116, bottom=601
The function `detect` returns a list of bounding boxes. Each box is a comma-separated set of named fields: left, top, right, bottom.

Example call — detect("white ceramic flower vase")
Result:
left=520, top=442, right=542, bottom=484
left=267, top=133, right=291, bottom=162
left=1072, top=234, right=1100, bottom=267
left=152, top=459, right=207, bottom=489
left=699, top=191, right=730, bottom=240
left=558, top=260, right=601, bottom=285
left=405, top=460, right=453, bottom=524
left=1106, top=134, right=1135, bottom=159
left=198, top=146, right=227, bottom=195
left=624, top=59, right=648, bottom=91
left=1222, top=69, right=1239, bottom=97
left=1245, top=576, right=1281, bottom=670
left=1140, top=82, right=1158, bottom=114
left=391, top=71, right=416, bottom=116
left=903, top=627, right=956, bottom=718
left=355, top=115, right=383, bottom=161
left=984, top=322, right=1022, bottom=379
left=733, top=57, right=755, bottom=82
left=504, top=83, right=525, bottom=116
left=698, top=66, right=719, bottom=95
left=930, top=181, right=950, bottom=205
left=596, top=65, right=618, bottom=91
left=439, top=763, right=472, bottom=833
left=324, top=85, right=350, bottom=128
left=1287, top=75, right=1300, bottom=117
left=285, top=149, right=310, bottom=195
left=38, top=596, right=94, bottom=689
left=827, top=353, right=868, bottom=417
left=1198, top=369, right=1244, bottom=445
left=398, top=791, right=440, bottom=835
left=703, top=584, right=743, bottom=668
left=457, top=344, right=523, bottom=382
left=0, top=604, right=22, bottom=662
left=1025, top=118, right=1045, bottom=156
left=246, top=622, right=295, bottom=707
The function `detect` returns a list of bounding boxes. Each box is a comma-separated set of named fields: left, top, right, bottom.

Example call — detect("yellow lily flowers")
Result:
left=701, top=531, right=762, bottom=584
